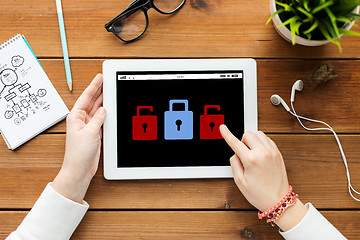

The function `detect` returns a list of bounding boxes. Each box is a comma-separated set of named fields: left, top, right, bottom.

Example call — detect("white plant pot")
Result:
left=269, top=0, right=360, bottom=46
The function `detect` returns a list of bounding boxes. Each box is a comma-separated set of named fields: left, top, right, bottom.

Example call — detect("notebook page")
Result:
left=0, top=35, right=69, bottom=149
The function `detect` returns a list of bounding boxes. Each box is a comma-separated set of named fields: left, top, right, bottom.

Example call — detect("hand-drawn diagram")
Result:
left=0, top=55, right=49, bottom=126
left=11, top=55, right=24, bottom=68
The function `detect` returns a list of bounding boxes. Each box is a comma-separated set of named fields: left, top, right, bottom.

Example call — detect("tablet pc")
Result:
left=103, top=59, right=257, bottom=180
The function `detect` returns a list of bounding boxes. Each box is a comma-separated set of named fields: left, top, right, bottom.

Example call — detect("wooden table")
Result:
left=1, top=0, right=360, bottom=239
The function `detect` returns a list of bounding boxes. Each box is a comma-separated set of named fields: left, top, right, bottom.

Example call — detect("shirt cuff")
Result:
left=10, top=182, right=89, bottom=240
left=279, top=202, right=346, bottom=240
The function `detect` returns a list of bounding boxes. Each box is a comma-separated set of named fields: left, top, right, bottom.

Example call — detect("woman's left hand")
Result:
left=52, top=73, right=106, bottom=203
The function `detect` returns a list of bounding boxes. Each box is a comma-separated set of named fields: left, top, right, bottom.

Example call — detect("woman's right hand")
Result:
left=220, top=125, right=307, bottom=231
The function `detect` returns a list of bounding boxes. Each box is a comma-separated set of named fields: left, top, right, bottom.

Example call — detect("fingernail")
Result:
left=220, top=124, right=227, bottom=131
left=95, top=73, right=103, bottom=81
left=98, top=107, right=106, bottom=115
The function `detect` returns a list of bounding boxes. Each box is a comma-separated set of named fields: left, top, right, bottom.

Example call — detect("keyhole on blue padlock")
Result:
left=209, top=122, right=215, bottom=132
left=176, top=119, right=182, bottom=131
left=142, top=123, right=148, bottom=133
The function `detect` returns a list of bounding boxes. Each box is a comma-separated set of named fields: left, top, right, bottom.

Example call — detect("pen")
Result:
left=55, top=0, right=72, bottom=92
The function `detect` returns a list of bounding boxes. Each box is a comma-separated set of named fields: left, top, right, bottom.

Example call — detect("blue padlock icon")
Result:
left=164, top=99, right=193, bottom=140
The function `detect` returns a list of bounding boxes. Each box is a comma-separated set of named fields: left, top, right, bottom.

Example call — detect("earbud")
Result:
left=270, top=94, right=290, bottom=112
left=271, top=79, right=360, bottom=202
left=290, top=80, right=304, bottom=102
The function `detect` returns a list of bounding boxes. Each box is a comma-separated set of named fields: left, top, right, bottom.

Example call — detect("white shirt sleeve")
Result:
left=6, top=182, right=89, bottom=240
left=279, top=202, right=346, bottom=240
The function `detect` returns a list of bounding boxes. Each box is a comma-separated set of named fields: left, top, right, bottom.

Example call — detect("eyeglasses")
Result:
left=105, top=0, right=186, bottom=42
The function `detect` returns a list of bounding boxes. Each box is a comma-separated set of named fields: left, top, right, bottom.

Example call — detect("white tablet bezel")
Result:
left=103, top=59, right=257, bottom=180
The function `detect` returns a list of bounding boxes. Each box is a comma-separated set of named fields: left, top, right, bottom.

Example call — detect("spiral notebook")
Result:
left=0, top=34, right=69, bottom=150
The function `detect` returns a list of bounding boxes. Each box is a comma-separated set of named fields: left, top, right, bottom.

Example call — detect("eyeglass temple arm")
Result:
left=126, top=0, right=142, bottom=10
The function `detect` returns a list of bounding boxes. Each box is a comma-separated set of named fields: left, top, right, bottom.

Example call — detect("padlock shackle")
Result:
left=204, top=105, right=221, bottom=115
left=137, top=106, right=153, bottom=116
left=169, top=99, right=188, bottom=111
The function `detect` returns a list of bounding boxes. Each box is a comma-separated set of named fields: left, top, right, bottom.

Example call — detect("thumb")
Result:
left=230, top=154, right=245, bottom=185
left=86, top=107, right=106, bottom=133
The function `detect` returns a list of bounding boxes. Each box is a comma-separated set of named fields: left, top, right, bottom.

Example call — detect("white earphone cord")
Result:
left=289, top=102, right=360, bottom=202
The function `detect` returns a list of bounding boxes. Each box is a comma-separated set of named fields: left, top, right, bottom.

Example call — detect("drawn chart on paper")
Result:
left=0, top=55, right=50, bottom=126
left=0, top=34, right=69, bottom=149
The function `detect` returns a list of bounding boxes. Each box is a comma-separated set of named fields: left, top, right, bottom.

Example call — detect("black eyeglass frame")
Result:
left=105, top=0, right=186, bottom=42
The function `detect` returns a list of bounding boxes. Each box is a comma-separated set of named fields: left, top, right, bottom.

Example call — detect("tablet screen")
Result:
left=116, top=71, right=244, bottom=168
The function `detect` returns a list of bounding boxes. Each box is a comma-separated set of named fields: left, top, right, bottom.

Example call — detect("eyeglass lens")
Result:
left=113, top=10, right=147, bottom=41
left=153, top=0, right=185, bottom=13
left=113, top=0, right=185, bottom=41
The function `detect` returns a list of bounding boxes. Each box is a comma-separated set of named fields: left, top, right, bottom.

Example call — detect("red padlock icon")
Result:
left=132, top=106, right=157, bottom=140
left=200, top=105, right=224, bottom=139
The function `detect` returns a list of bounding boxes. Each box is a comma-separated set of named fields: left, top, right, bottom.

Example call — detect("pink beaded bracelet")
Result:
left=258, top=185, right=299, bottom=226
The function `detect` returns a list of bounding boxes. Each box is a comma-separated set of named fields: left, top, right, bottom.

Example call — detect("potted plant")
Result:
left=267, top=0, right=360, bottom=51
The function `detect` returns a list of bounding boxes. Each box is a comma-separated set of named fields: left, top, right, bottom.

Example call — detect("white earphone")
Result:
left=271, top=80, right=360, bottom=202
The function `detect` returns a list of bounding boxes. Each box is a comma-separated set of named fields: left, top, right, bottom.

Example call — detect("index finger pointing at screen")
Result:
left=220, top=124, right=249, bottom=159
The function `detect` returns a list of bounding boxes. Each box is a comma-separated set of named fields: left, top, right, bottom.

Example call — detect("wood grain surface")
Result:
left=1, top=134, right=359, bottom=209
left=1, top=211, right=359, bottom=239
left=1, top=0, right=360, bottom=239
left=0, top=0, right=360, bottom=59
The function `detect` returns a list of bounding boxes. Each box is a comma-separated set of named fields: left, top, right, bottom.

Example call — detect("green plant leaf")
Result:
left=336, top=17, right=353, bottom=24
left=303, top=19, right=319, bottom=34
left=318, top=22, right=336, bottom=43
left=297, top=6, right=313, bottom=20
left=303, top=0, right=311, bottom=12
left=325, top=7, right=340, bottom=37
left=277, top=16, right=301, bottom=28
left=347, top=12, right=360, bottom=19
left=294, top=21, right=302, bottom=35
left=331, top=0, right=360, bottom=14
left=322, top=18, right=338, bottom=39
left=290, top=20, right=297, bottom=45
left=275, top=1, right=294, bottom=11
left=339, top=28, right=360, bottom=36
left=320, top=20, right=342, bottom=53
left=311, top=1, right=334, bottom=14
left=266, top=8, right=285, bottom=25
left=268, top=0, right=360, bottom=46
left=319, top=19, right=343, bottom=52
